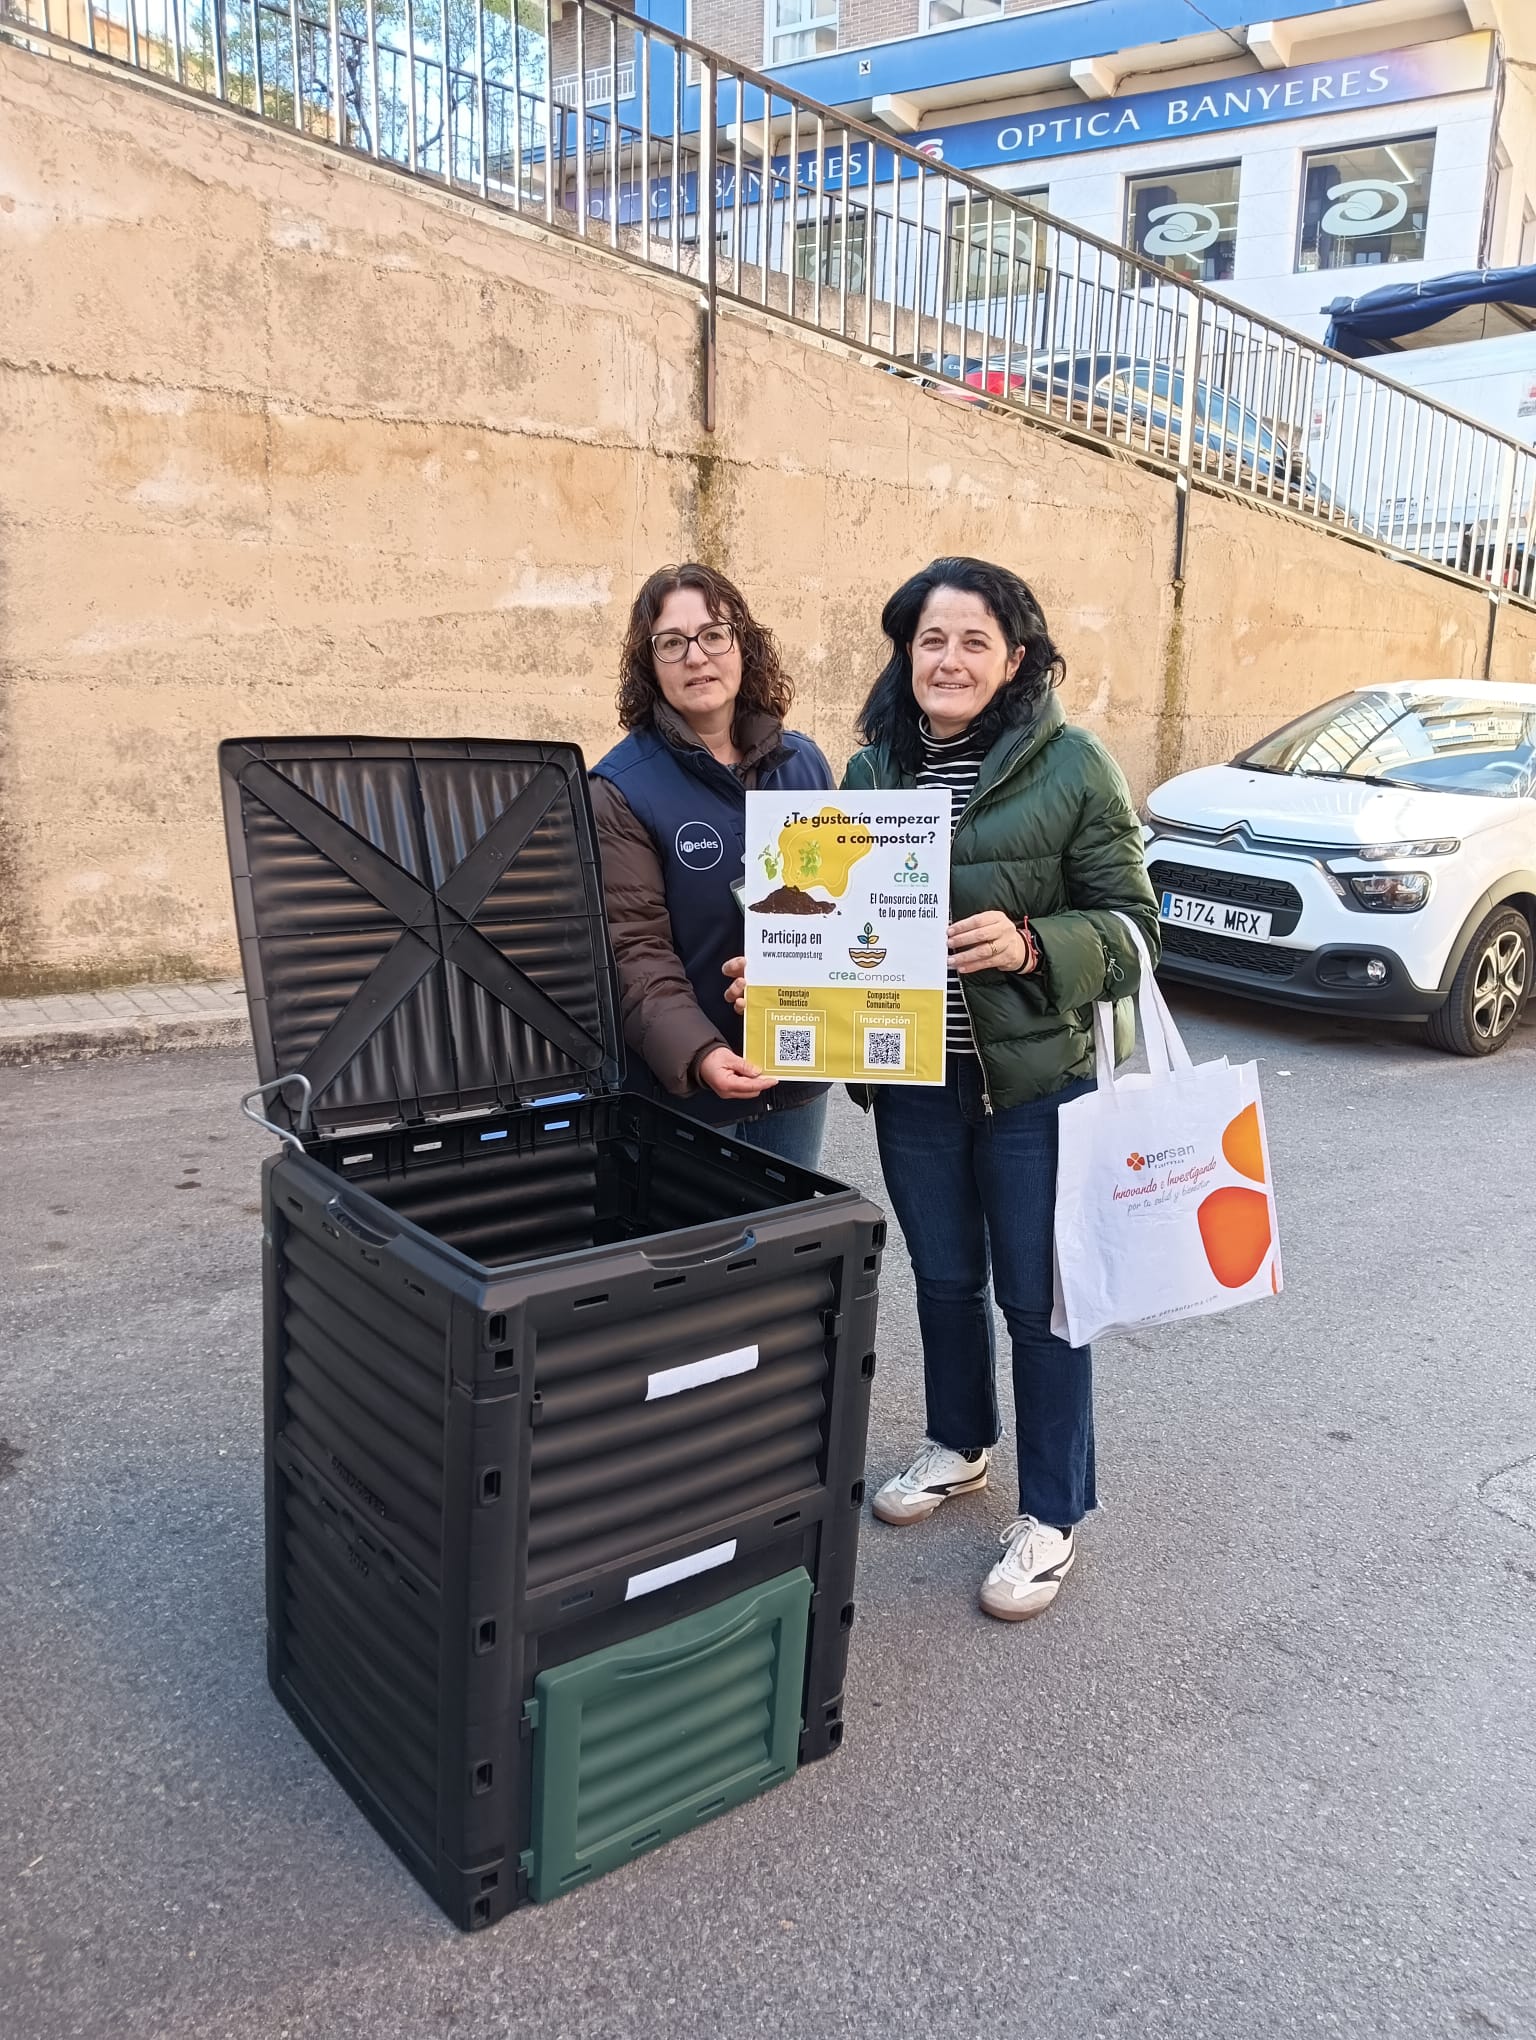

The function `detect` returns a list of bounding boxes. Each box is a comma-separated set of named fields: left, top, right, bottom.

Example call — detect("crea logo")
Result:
left=892, top=851, right=930, bottom=885
left=675, top=822, right=724, bottom=870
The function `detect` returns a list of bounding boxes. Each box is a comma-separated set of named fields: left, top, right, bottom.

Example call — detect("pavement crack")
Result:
left=1479, top=1454, right=1536, bottom=1535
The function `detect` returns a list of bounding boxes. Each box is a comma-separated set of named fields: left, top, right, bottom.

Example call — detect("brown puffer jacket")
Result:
left=590, top=702, right=832, bottom=1119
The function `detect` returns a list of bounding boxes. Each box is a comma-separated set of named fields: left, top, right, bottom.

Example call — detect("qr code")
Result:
left=774, top=1024, right=817, bottom=1067
left=863, top=1028, right=906, bottom=1070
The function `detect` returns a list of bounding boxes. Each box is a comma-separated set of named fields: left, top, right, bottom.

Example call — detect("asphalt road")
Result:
left=3, top=992, right=1534, bottom=2040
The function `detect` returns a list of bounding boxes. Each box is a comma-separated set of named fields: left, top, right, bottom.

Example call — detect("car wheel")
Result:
left=1425, top=905, right=1532, bottom=1057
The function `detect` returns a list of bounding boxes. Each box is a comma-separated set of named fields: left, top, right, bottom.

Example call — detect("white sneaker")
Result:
left=979, top=1516, right=1075, bottom=1622
left=871, top=1441, right=989, bottom=1524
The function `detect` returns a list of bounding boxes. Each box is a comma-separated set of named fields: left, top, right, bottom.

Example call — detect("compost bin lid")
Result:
left=219, top=737, right=624, bottom=1137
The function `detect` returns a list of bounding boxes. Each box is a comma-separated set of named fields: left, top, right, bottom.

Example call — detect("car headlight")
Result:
left=1348, top=871, right=1432, bottom=912
left=1356, top=838, right=1459, bottom=860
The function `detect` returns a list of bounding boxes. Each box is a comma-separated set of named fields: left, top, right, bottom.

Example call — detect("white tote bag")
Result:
left=1051, top=917, right=1282, bottom=1347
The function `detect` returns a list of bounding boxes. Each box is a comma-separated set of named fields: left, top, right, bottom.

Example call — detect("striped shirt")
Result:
left=916, top=717, right=990, bottom=1057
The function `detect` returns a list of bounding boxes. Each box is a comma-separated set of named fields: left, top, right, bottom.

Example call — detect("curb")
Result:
left=0, top=1011, right=252, bottom=1067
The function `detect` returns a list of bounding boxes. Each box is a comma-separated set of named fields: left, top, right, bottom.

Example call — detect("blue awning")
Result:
left=1323, top=266, right=1536, bottom=357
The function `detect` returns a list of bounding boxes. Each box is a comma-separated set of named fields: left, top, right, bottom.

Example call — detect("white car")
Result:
left=1142, top=680, right=1536, bottom=1056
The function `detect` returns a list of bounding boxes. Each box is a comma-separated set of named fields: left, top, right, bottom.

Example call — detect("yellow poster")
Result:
left=742, top=792, right=951, bottom=1085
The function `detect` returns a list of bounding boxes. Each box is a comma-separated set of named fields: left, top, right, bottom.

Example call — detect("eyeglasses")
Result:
left=650, top=622, right=737, bottom=664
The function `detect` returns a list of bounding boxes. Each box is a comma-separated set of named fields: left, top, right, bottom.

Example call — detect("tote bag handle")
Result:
left=1092, top=912, right=1193, bottom=1096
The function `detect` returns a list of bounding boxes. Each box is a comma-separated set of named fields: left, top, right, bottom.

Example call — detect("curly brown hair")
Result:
left=616, top=563, right=794, bottom=732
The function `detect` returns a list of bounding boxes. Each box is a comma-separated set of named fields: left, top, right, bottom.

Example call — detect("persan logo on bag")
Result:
left=1126, top=1144, right=1194, bottom=1172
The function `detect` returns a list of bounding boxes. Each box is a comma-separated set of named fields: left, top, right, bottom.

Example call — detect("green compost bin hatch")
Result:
left=524, top=1568, right=813, bottom=1901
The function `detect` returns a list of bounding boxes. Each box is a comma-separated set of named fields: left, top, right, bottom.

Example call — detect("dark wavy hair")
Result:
left=616, top=563, right=794, bottom=732
left=857, top=557, right=1064, bottom=774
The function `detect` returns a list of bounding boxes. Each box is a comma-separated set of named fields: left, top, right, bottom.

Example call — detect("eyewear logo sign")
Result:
left=1320, top=179, right=1409, bottom=237
left=1142, top=202, right=1223, bottom=257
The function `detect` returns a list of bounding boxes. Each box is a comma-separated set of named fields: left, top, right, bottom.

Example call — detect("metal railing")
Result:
left=551, top=59, right=633, bottom=106
left=7, top=0, right=1536, bottom=601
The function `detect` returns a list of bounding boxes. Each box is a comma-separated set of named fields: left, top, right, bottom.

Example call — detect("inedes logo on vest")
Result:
left=675, top=822, right=724, bottom=870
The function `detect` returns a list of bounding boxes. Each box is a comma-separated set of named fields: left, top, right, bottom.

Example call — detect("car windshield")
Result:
left=1241, top=689, right=1536, bottom=799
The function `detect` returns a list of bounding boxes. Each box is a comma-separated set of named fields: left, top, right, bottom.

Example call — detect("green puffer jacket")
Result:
left=843, top=695, right=1161, bottom=1110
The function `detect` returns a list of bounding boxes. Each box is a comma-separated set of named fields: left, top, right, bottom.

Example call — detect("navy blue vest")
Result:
left=592, top=721, right=832, bottom=1125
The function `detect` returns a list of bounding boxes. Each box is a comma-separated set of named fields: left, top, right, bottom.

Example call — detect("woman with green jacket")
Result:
left=808, top=557, right=1158, bottom=1621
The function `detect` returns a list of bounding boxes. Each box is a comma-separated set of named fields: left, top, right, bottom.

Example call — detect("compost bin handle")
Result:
left=240, top=1073, right=315, bottom=1155
left=324, top=1197, right=396, bottom=1248
left=642, top=1227, right=757, bottom=1272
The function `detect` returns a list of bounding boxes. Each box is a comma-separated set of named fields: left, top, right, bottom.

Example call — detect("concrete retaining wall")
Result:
left=1, top=41, right=1528, bottom=989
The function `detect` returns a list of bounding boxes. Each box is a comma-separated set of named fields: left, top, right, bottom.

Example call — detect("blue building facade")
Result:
left=673, top=0, right=1527, bottom=339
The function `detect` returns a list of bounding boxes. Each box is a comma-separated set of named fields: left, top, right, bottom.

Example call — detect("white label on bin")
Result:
left=645, top=1343, right=759, bottom=1402
left=625, top=1539, right=737, bottom=1602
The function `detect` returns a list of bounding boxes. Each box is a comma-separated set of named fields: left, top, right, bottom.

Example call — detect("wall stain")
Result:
left=0, top=510, right=36, bottom=991
left=0, top=953, right=213, bottom=998
left=690, top=446, right=731, bottom=569
left=1154, top=578, right=1190, bottom=790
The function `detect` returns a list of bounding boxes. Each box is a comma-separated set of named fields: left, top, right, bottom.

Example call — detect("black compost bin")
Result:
left=220, top=737, right=885, bottom=1929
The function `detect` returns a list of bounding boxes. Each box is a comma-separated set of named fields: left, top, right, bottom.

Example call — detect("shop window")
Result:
left=1125, top=163, right=1240, bottom=284
left=946, top=193, right=1048, bottom=301
left=794, top=207, right=867, bottom=292
left=1296, top=135, right=1434, bottom=272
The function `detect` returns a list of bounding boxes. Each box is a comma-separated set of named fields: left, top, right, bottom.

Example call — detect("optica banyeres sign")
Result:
left=908, top=33, right=1493, bottom=174
left=578, top=32, right=1493, bottom=222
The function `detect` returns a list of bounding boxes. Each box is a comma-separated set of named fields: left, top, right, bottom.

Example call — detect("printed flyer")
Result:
left=741, top=791, right=952, bottom=1085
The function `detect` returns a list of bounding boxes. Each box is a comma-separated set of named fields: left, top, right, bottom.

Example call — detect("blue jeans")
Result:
left=873, top=1060, right=1096, bottom=1526
left=723, top=1091, right=828, bottom=1170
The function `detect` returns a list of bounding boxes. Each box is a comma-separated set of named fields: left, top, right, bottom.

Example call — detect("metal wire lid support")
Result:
left=240, top=1073, right=315, bottom=1154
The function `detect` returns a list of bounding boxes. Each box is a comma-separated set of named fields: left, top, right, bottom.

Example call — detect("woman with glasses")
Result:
left=589, top=563, right=833, bottom=1167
